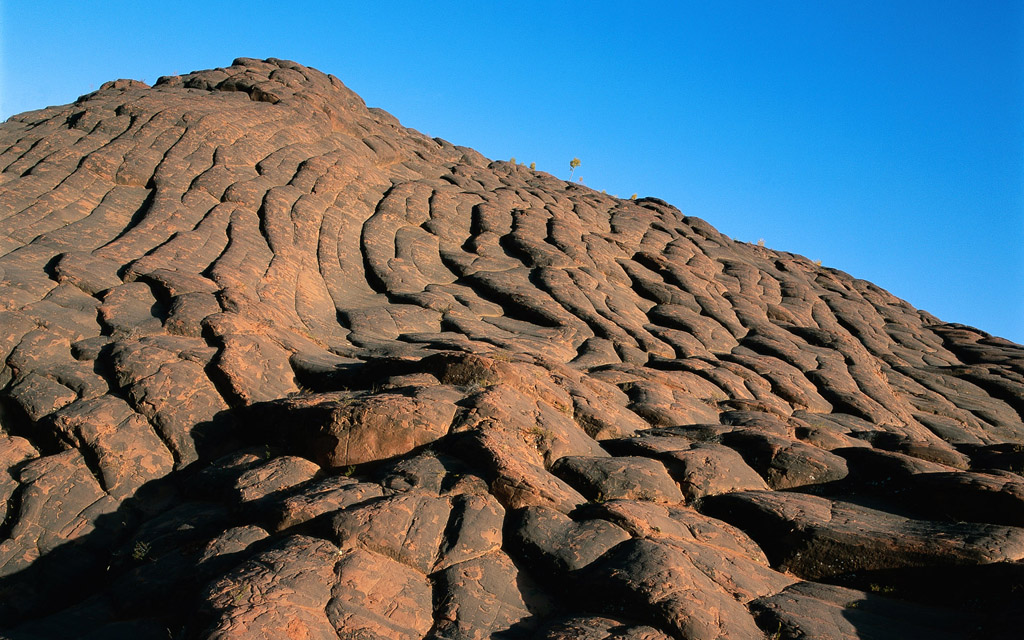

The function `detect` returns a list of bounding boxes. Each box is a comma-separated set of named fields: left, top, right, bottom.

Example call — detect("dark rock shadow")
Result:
left=0, top=407, right=269, bottom=638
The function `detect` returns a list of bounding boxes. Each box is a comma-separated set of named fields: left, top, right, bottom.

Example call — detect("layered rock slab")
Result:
left=700, top=490, right=1024, bottom=578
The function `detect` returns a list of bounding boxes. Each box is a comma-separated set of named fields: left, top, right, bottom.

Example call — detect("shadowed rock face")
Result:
left=0, top=58, right=1021, bottom=639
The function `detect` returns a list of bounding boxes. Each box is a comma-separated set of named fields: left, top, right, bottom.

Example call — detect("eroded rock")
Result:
left=0, top=56, right=1022, bottom=639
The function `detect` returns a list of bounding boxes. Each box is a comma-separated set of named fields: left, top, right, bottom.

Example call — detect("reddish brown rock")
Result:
left=538, top=616, right=673, bottom=640
left=0, top=57, right=1022, bottom=638
left=580, top=500, right=772, bottom=565
left=604, top=435, right=770, bottom=501
left=0, top=449, right=112, bottom=577
left=232, top=454, right=320, bottom=502
left=750, top=581, right=978, bottom=640
left=200, top=535, right=338, bottom=639
left=257, top=386, right=458, bottom=468
left=550, top=455, right=684, bottom=503
left=510, top=504, right=631, bottom=577
left=271, top=476, right=384, bottom=531
left=719, top=429, right=850, bottom=489
left=46, top=396, right=174, bottom=498
left=898, top=470, right=1024, bottom=526
left=700, top=490, right=1024, bottom=580
left=432, top=551, right=544, bottom=640
left=331, top=492, right=451, bottom=573
left=0, top=436, right=37, bottom=526
left=328, top=548, right=434, bottom=640
left=578, top=538, right=771, bottom=640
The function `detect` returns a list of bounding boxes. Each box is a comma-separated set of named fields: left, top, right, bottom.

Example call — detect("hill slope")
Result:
left=0, top=58, right=1022, bottom=639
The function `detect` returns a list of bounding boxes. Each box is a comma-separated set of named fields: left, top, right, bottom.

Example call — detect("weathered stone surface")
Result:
left=46, top=396, right=174, bottom=498
left=605, top=435, right=769, bottom=501
left=509, top=504, right=631, bottom=576
left=700, top=490, right=1024, bottom=579
left=550, top=455, right=684, bottom=503
left=455, top=378, right=609, bottom=468
left=578, top=500, right=772, bottom=564
left=327, top=547, right=434, bottom=640
left=436, top=492, right=507, bottom=569
left=271, top=476, right=384, bottom=531
left=200, top=535, right=338, bottom=639
left=446, top=403, right=590, bottom=513
left=0, top=449, right=110, bottom=577
left=431, top=551, right=543, bottom=640
left=197, top=525, right=270, bottom=569
left=331, top=492, right=452, bottom=573
left=578, top=538, right=769, bottom=640
left=719, top=429, right=850, bottom=489
left=331, top=490, right=505, bottom=575
left=897, top=470, right=1024, bottom=526
left=380, top=449, right=451, bottom=493
left=256, top=386, right=458, bottom=468
left=232, top=454, right=320, bottom=502
left=850, top=429, right=970, bottom=469
left=964, top=442, right=1024, bottom=474
left=835, top=445, right=959, bottom=483
left=538, top=616, right=673, bottom=639
left=749, top=581, right=978, bottom=640
left=0, top=435, right=38, bottom=525
left=0, top=56, right=1022, bottom=637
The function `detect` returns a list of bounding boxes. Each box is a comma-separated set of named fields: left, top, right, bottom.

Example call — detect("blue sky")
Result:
left=2, top=1, right=1022, bottom=343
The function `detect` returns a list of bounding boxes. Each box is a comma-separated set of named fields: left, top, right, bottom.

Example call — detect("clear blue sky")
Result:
left=3, top=1, right=1022, bottom=343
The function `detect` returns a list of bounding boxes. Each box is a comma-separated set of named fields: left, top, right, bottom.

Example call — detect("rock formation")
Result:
left=0, top=58, right=1021, bottom=639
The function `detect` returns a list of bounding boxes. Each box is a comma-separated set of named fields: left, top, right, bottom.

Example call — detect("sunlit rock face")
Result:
left=0, top=57, right=1022, bottom=639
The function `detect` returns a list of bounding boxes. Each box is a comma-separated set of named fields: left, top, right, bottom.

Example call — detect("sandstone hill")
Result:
left=0, top=58, right=1022, bottom=639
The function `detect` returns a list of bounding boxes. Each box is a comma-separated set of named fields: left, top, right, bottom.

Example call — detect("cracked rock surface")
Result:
left=0, top=58, right=1021, bottom=639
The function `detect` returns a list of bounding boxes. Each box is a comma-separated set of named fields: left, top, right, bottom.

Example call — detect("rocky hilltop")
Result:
left=0, top=58, right=1022, bottom=639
